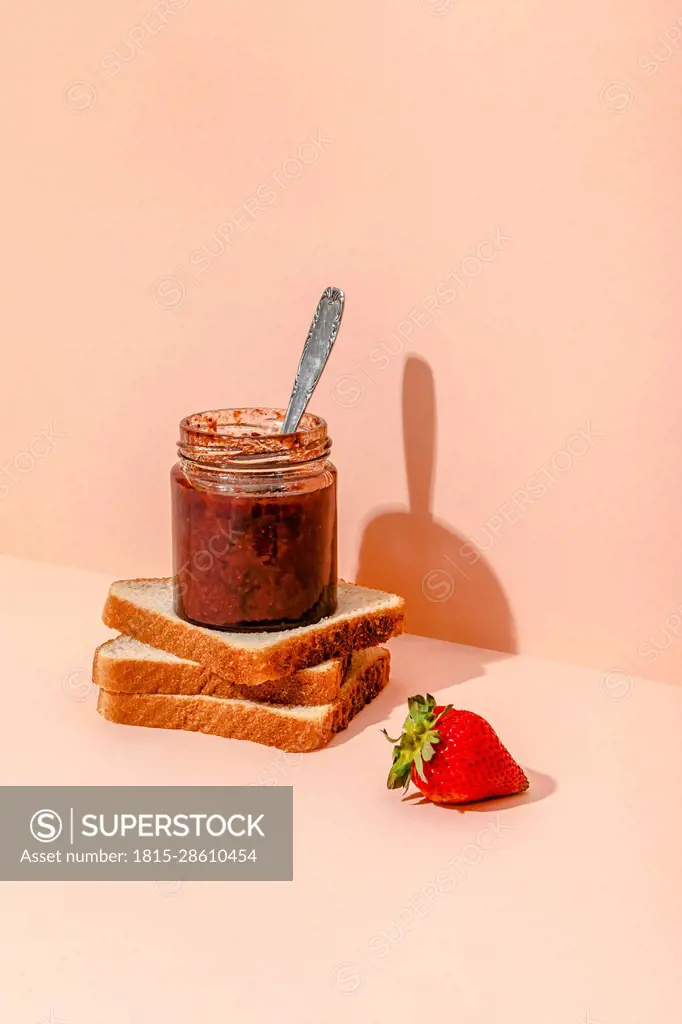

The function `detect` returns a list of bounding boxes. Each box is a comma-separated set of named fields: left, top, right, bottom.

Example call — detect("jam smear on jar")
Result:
left=171, top=409, right=338, bottom=632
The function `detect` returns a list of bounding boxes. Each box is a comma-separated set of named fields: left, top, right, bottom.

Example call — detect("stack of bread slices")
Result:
left=93, top=578, right=405, bottom=752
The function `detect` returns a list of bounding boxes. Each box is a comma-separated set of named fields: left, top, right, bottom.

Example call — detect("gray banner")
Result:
left=0, top=787, right=293, bottom=881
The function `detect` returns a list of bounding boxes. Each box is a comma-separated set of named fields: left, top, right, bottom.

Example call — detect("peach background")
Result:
left=2, top=0, right=682, bottom=683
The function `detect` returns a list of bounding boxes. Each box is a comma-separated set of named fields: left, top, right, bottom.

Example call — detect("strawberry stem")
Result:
left=384, top=694, right=452, bottom=792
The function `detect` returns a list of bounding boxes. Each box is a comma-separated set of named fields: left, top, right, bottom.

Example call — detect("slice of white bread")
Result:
left=93, top=635, right=348, bottom=705
left=97, top=646, right=390, bottom=753
left=102, top=578, right=404, bottom=686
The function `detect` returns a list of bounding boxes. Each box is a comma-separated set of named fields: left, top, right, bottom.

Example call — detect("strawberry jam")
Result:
left=171, top=408, right=337, bottom=631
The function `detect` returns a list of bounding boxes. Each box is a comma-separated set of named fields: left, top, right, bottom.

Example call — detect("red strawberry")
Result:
left=383, top=694, right=529, bottom=805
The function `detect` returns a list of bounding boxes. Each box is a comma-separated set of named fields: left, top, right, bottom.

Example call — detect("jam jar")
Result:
left=171, top=408, right=337, bottom=631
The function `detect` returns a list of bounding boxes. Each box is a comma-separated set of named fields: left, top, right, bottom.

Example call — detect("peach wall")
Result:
left=2, top=0, right=682, bottom=683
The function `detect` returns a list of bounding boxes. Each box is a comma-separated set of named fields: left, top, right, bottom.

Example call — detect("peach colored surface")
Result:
left=1, top=555, right=681, bottom=1023
left=2, top=0, right=682, bottom=684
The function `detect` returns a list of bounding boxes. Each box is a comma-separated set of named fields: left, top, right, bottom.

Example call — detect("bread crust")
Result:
left=102, top=579, right=404, bottom=686
left=93, top=639, right=349, bottom=705
left=97, top=648, right=390, bottom=752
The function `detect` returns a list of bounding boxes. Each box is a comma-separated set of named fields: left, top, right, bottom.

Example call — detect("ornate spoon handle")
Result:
left=281, top=286, right=345, bottom=434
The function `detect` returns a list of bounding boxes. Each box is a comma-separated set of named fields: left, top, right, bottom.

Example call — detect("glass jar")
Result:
left=171, top=408, right=337, bottom=631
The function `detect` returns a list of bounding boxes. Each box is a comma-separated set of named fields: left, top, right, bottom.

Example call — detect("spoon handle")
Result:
left=281, top=286, right=345, bottom=434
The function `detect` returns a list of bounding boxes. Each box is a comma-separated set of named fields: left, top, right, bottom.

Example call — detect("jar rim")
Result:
left=178, top=407, right=330, bottom=466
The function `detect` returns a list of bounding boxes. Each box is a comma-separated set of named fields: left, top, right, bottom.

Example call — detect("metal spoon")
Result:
left=281, top=286, right=345, bottom=434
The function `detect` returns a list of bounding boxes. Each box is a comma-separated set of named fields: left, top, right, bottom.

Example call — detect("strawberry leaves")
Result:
left=383, top=693, right=453, bottom=792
